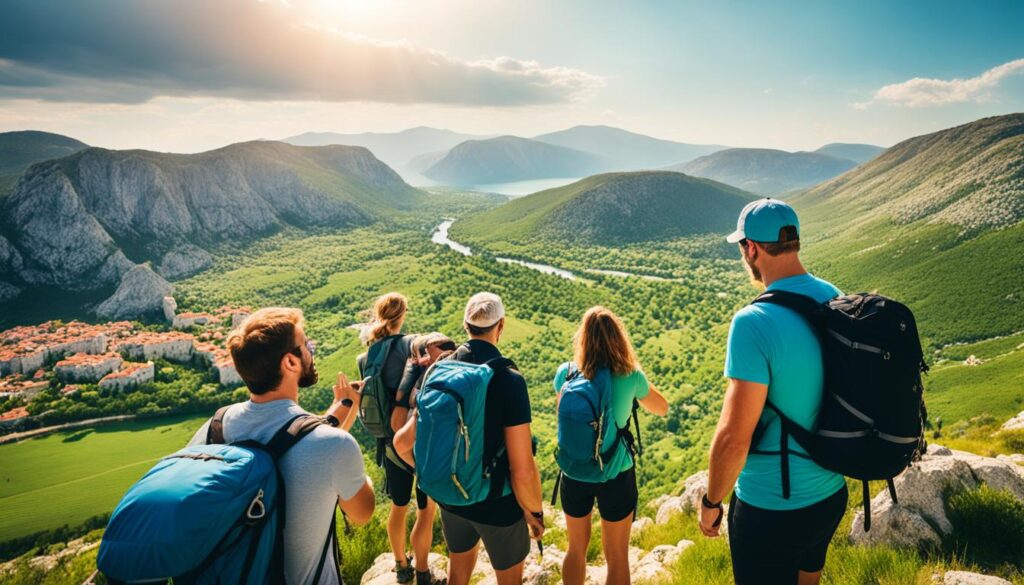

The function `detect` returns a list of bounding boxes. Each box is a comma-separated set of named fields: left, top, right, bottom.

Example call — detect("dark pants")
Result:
left=728, top=485, right=848, bottom=585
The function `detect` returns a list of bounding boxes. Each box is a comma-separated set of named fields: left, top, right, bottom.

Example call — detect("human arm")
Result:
left=506, top=422, right=544, bottom=539
left=701, top=377, right=767, bottom=536
left=392, top=361, right=422, bottom=433
left=327, top=372, right=361, bottom=432
left=393, top=411, right=417, bottom=467
left=632, top=369, right=669, bottom=417
left=333, top=433, right=375, bottom=525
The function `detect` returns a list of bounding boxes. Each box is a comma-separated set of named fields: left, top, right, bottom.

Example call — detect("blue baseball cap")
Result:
left=726, top=198, right=800, bottom=243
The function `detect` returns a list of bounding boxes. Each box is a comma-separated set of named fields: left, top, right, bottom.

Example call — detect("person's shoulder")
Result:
left=731, top=303, right=770, bottom=327
left=304, top=425, right=361, bottom=453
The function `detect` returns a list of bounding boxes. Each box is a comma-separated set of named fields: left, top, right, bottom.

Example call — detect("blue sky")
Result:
left=0, top=0, right=1021, bottom=152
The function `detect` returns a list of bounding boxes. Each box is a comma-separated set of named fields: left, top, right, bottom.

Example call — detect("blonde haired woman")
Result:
left=553, top=306, right=669, bottom=585
left=356, top=293, right=443, bottom=585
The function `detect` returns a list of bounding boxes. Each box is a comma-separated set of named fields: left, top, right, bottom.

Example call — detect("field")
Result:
left=0, top=414, right=206, bottom=541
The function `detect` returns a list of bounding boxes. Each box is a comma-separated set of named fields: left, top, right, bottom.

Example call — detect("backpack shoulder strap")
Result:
left=752, top=290, right=826, bottom=321
left=366, top=335, right=401, bottom=372
left=483, top=356, right=516, bottom=372
left=265, top=414, right=325, bottom=459
left=205, top=404, right=233, bottom=444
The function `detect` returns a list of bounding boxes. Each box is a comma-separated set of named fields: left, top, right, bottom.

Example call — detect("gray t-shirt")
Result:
left=188, top=400, right=367, bottom=585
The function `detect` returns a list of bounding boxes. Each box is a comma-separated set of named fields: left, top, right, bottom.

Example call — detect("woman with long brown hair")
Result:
left=553, top=306, right=668, bottom=585
left=355, top=293, right=444, bottom=585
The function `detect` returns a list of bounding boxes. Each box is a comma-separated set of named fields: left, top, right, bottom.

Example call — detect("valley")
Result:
left=0, top=114, right=1022, bottom=584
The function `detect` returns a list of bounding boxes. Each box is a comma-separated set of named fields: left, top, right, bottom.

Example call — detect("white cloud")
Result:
left=855, top=58, right=1024, bottom=109
left=0, top=0, right=604, bottom=107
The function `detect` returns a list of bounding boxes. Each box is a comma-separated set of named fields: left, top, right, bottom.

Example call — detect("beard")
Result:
left=741, top=249, right=765, bottom=289
left=298, top=358, right=319, bottom=388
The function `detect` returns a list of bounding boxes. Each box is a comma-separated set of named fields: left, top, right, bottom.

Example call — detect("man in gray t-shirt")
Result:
left=189, top=307, right=375, bottom=584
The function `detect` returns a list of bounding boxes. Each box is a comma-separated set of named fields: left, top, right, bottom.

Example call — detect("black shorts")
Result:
left=383, top=455, right=428, bottom=509
left=439, top=508, right=529, bottom=571
left=559, top=466, right=638, bottom=522
left=728, top=484, right=848, bottom=585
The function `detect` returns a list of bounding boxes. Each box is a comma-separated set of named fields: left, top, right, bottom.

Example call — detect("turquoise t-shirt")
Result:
left=724, top=273, right=847, bottom=510
left=553, top=363, right=650, bottom=476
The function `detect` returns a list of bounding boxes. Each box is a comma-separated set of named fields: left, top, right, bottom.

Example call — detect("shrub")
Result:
left=946, top=485, right=1024, bottom=571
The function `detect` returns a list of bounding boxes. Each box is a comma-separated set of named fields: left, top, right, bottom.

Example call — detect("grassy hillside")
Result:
left=423, top=135, right=607, bottom=185
left=793, top=114, right=1024, bottom=348
left=451, top=171, right=756, bottom=246
left=814, top=142, right=886, bottom=164
left=0, top=414, right=207, bottom=541
left=674, top=147, right=858, bottom=195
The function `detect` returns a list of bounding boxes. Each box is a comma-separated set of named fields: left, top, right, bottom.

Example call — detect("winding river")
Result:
left=431, top=220, right=677, bottom=283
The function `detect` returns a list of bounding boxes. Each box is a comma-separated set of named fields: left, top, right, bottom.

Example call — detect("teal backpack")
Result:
left=358, top=335, right=401, bottom=439
left=413, top=356, right=515, bottom=507
left=552, top=363, right=642, bottom=498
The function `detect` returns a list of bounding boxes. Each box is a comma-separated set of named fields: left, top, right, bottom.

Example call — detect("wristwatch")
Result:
left=702, top=493, right=722, bottom=509
left=325, top=398, right=355, bottom=427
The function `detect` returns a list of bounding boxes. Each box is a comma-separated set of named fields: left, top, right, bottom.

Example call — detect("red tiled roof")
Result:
left=0, top=406, right=29, bottom=421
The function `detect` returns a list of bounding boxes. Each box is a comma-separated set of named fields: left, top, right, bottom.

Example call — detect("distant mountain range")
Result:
left=672, top=148, right=860, bottom=196
left=450, top=171, right=756, bottom=245
left=422, top=136, right=608, bottom=185
left=284, top=125, right=729, bottom=186
left=0, top=131, right=88, bottom=197
left=0, top=141, right=422, bottom=305
left=533, top=125, right=726, bottom=170
left=283, top=127, right=491, bottom=180
left=794, top=113, right=1024, bottom=345
left=813, top=142, right=886, bottom=164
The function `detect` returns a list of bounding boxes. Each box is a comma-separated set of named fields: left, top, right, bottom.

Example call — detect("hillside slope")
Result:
left=533, top=125, right=726, bottom=170
left=451, top=171, right=756, bottom=245
left=0, top=141, right=422, bottom=297
left=673, top=148, right=858, bottom=195
left=793, top=114, right=1024, bottom=346
left=0, top=131, right=88, bottom=197
left=814, top=142, right=885, bottom=164
left=423, top=136, right=607, bottom=185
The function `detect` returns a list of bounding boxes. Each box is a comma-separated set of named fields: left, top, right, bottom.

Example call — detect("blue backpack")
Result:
left=97, top=406, right=340, bottom=585
left=552, top=363, right=642, bottom=492
left=414, top=356, right=515, bottom=507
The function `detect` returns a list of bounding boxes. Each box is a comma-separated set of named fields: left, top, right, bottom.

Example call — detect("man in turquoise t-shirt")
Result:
left=698, top=199, right=848, bottom=585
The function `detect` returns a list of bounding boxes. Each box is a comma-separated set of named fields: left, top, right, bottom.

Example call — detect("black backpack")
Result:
left=749, top=291, right=928, bottom=531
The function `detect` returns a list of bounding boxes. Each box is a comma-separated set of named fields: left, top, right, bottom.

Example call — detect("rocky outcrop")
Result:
left=95, top=265, right=174, bottom=321
left=1, top=141, right=420, bottom=292
left=850, top=444, right=1024, bottom=549
left=1002, top=411, right=1024, bottom=431
left=940, top=571, right=1012, bottom=585
left=652, top=470, right=726, bottom=534
left=157, top=245, right=213, bottom=280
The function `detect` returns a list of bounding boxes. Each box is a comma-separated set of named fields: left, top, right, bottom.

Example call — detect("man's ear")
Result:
left=281, top=352, right=300, bottom=374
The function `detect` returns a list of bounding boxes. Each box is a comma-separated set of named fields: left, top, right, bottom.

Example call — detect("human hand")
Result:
left=698, top=495, right=723, bottom=538
left=525, top=511, right=545, bottom=541
left=333, top=372, right=361, bottom=402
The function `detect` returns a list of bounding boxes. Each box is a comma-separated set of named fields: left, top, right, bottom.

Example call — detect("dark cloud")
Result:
left=0, top=0, right=602, bottom=105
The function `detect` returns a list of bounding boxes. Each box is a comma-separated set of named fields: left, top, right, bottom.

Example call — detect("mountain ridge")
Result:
left=423, top=135, right=608, bottom=185
left=672, top=147, right=859, bottom=195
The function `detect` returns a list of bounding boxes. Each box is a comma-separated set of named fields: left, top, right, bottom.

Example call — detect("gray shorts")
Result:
left=438, top=508, right=529, bottom=571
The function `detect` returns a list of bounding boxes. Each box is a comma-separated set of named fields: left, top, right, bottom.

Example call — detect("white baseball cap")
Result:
left=464, top=292, right=505, bottom=328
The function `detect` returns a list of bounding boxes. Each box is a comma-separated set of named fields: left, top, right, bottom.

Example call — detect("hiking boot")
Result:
left=395, top=556, right=414, bottom=584
left=416, top=569, right=447, bottom=585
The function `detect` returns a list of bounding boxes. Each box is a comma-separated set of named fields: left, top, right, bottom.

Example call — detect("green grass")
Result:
left=0, top=414, right=207, bottom=541
left=924, top=348, right=1024, bottom=425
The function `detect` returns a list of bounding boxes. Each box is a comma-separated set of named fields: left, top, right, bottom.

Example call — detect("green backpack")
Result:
left=358, top=335, right=401, bottom=439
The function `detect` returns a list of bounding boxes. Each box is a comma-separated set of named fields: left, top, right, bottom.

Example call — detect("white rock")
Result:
left=95, top=264, right=174, bottom=321
left=632, top=516, right=653, bottom=535
left=943, top=571, right=1012, bottom=585
left=1002, top=411, right=1024, bottom=431
left=996, top=454, right=1024, bottom=465
left=850, top=446, right=1024, bottom=550
left=678, top=470, right=709, bottom=513
left=656, top=496, right=685, bottom=524
left=162, top=295, right=178, bottom=323
left=360, top=552, right=447, bottom=585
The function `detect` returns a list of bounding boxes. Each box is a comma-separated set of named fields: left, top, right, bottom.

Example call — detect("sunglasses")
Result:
left=287, top=338, right=316, bottom=358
